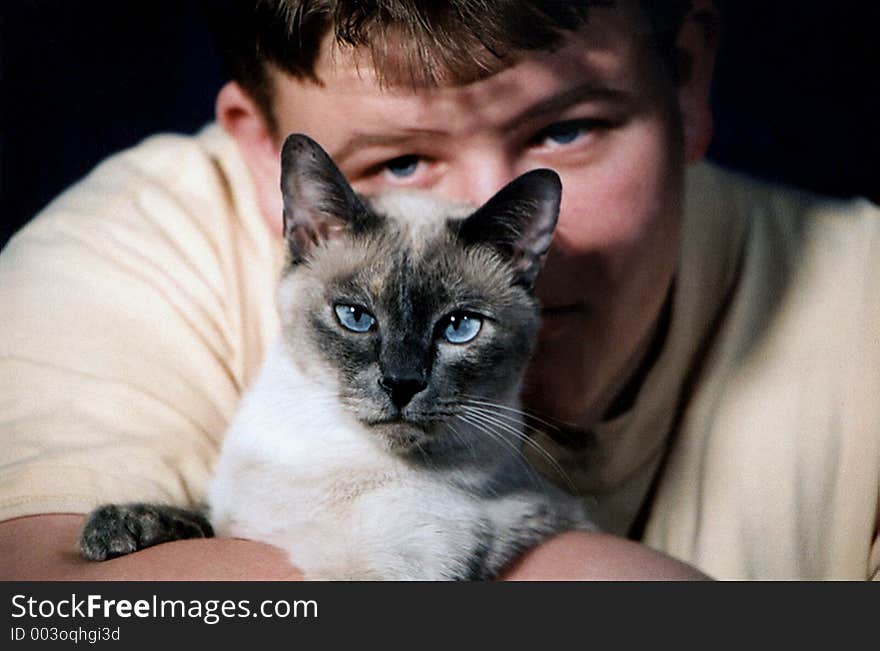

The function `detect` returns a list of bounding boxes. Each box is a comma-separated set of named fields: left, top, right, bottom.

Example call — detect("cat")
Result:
left=78, top=133, right=595, bottom=580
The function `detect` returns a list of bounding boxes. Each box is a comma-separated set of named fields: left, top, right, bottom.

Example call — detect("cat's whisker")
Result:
left=456, top=411, right=546, bottom=491
left=460, top=411, right=565, bottom=488
left=443, top=421, right=480, bottom=465
left=460, top=395, right=564, bottom=433
left=455, top=412, right=526, bottom=463
left=462, top=402, right=540, bottom=433
left=451, top=418, right=502, bottom=499
left=461, top=393, right=587, bottom=433
left=410, top=438, right=436, bottom=469
left=462, top=405, right=578, bottom=494
left=463, top=403, right=566, bottom=451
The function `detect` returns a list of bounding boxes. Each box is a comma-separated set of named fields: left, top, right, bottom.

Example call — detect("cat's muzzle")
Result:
left=369, top=419, right=435, bottom=454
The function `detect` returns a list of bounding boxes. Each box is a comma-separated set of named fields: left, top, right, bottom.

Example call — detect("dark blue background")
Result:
left=2, top=1, right=878, bottom=249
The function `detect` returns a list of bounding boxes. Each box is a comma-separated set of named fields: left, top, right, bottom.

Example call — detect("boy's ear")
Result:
left=674, top=0, right=719, bottom=163
left=216, top=81, right=284, bottom=236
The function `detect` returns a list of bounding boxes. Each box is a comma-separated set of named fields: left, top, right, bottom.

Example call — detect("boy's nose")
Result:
left=454, top=155, right=519, bottom=207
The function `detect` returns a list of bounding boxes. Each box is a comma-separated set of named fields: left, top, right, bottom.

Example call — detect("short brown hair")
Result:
left=208, top=1, right=692, bottom=133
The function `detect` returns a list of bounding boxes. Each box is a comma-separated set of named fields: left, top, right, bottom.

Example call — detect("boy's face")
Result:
left=247, top=4, right=712, bottom=426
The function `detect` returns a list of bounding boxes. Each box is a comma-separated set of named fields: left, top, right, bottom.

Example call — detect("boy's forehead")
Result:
left=315, top=1, right=646, bottom=89
left=270, top=5, right=656, bottom=147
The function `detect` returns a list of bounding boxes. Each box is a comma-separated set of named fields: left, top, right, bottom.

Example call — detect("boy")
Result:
left=1, top=1, right=877, bottom=580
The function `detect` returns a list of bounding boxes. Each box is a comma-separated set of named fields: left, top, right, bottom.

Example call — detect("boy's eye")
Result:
left=534, top=120, right=597, bottom=147
left=384, top=155, right=421, bottom=178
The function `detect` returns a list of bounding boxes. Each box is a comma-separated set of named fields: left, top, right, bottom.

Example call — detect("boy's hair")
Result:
left=208, top=1, right=692, bottom=134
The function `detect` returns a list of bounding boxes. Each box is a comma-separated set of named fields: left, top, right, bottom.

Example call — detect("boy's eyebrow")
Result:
left=330, top=83, right=624, bottom=165
left=332, top=130, right=444, bottom=166
left=502, top=82, right=627, bottom=130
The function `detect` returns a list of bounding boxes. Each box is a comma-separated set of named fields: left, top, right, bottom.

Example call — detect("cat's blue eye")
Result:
left=384, top=155, right=420, bottom=178
left=442, top=313, right=482, bottom=344
left=334, top=304, right=376, bottom=333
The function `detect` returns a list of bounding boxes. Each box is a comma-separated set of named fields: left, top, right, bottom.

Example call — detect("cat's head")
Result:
left=277, top=134, right=561, bottom=457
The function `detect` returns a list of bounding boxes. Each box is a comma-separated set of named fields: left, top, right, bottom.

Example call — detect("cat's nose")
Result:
left=379, top=375, right=428, bottom=409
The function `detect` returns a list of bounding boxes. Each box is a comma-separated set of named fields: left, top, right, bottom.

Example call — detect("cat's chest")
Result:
left=319, top=471, right=398, bottom=502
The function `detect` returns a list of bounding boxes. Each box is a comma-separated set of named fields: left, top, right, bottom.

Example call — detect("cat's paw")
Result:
left=476, top=492, right=598, bottom=578
left=78, top=503, right=214, bottom=561
left=558, top=495, right=600, bottom=533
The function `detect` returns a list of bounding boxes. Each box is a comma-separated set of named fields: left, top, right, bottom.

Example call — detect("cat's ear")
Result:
left=280, top=133, right=376, bottom=264
left=454, top=169, right=561, bottom=289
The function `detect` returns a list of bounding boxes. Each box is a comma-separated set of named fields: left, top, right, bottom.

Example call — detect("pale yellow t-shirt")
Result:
left=0, top=126, right=282, bottom=517
left=1, top=125, right=877, bottom=579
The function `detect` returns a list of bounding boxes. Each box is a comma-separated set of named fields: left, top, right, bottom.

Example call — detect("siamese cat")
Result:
left=79, top=134, right=594, bottom=580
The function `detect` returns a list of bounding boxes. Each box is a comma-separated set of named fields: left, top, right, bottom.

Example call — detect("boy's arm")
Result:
left=0, top=515, right=304, bottom=581
left=501, top=531, right=710, bottom=580
left=0, top=514, right=707, bottom=581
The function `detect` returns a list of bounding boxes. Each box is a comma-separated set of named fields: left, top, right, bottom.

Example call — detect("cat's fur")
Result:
left=79, top=134, right=594, bottom=580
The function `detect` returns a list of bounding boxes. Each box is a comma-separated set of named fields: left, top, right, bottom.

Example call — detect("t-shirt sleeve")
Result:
left=0, top=135, right=254, bottom=521
left=870, top=535, right=880, bottom=580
